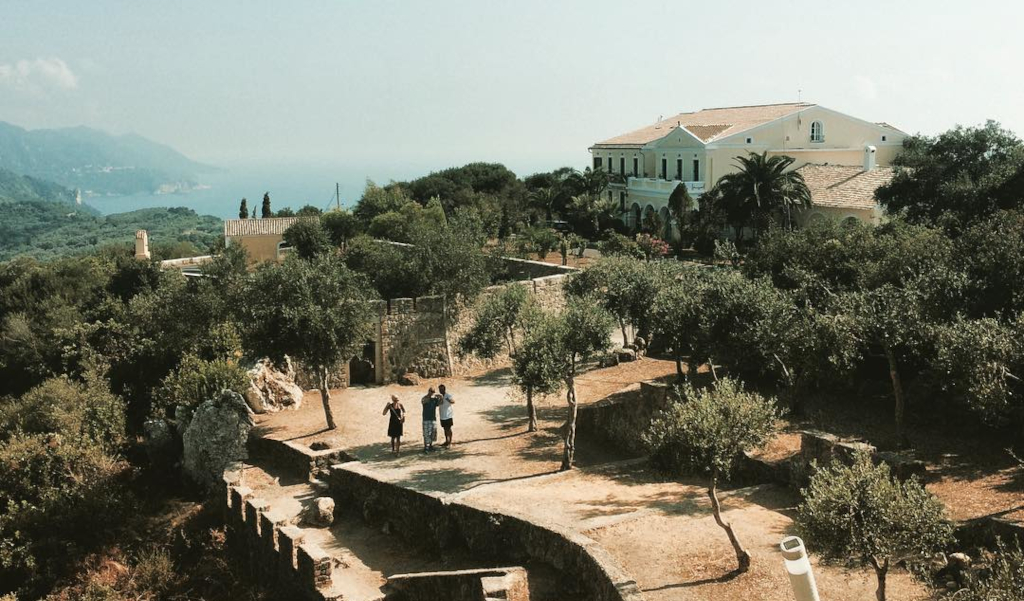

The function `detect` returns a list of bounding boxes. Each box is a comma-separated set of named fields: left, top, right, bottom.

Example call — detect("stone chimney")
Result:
left=863, top=145, right=877, bottom=171
left=135, top=230, right=151, bottom=260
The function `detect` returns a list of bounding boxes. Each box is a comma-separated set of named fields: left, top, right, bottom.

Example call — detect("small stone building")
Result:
left=223, top=217, right=309, bottom=264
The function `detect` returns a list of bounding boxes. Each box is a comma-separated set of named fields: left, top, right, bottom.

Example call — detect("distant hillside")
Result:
left=0, top=121, right=216, bottom=196
left=0, top=168, right=222, bottom=261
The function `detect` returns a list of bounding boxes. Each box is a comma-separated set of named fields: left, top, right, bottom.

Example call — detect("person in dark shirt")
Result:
left=420, top=387, right=440, bottom=453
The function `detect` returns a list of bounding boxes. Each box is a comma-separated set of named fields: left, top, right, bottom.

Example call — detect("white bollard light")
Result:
left=780, top=536, right=821, bottom=601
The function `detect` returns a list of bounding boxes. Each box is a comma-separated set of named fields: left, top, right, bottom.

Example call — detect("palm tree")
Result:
left=569, top=193, right=618, bottom=237
left=529, top=187, right=560, bottom=221
left=718, top=152, right=812, bottom=236
left=565, top=167, right=610, bottom=198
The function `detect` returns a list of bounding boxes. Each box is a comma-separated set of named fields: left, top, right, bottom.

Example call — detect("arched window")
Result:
left=810, top=121, right=824, bottom=143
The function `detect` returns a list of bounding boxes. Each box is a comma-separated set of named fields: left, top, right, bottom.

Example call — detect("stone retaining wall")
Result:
left=497, top=256, right=578, bottom=280
left=327, top=462, right=645, bottom=601
left=247, top=434, right=356, bottom=481
left=576, top=379, right=672, bottom=456
left=222, top=474, right=339, bottom=601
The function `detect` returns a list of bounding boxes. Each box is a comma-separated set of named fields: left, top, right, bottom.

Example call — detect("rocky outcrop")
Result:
left=245, top=357, right=305, bottom=414
left=183, top=390, right=254, bottom=490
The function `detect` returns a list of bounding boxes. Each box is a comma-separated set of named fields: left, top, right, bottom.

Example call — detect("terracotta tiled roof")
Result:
left=593, top=102, right=813, bottom=147
left=795, top=164, right=894, bottom=210
left=224, top=217, right=308, bottom=237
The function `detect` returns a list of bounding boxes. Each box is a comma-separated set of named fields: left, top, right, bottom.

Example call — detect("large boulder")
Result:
left=244, top=357, right=304, bottom=414
left=182, top=390, right=254, bottom=490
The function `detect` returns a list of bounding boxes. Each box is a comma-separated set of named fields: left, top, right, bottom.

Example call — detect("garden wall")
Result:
left=327, top=462, right=646, bottom=601
left=576, top=379, right=672, bottom=456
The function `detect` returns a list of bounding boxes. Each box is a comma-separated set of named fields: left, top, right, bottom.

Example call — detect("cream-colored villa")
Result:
left=589, top=102, right=905, bottom=229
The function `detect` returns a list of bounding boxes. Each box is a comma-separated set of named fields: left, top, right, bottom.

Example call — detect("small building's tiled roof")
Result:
left=796, top=164, right=894, bottom=210
left=224, top=216, right=306, bottom=237
left=593, top=102, right=813, bottom=147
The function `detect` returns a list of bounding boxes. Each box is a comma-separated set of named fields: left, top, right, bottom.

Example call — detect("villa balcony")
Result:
left=626, top=177, right=705, bottom=197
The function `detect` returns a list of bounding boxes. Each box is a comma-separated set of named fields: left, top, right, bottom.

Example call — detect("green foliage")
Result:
left=597, top=232, right=643, bottom=259
left=518, top=225, right=560, bottom=259
left=321, top=209, right=363, bottom=247
left=345, top=209, right=491, bottom=303
left=367, top=197, right=446, bottom=243
left=0, top=203, right=222, bottom=262
left=261, top=193, right=272, bottom=218
left=282, top=218, right=331, bottom=259
left=716, top=152, right=812, bottom=236
left=0, top=374, right=126, bottom=453
left=947, top=539, right=1024, bottom=601
left=511, top=313, right=565, bottom=399
left=877, top=121, right=1024, bottom=226
left=931, top=315, right=1024, bottom=423
left=239, top=254, right=377, bottom=391
left=152, top=354, right=249, bottom=418
left=645, top=378, right=779, bottom=479
left=458, top=284, right=535, bottom=359
left=353, top=180, right=414, bottom=222
left=238, top=198, right=248, bottom=219
left=0, top=431, right=129, bottom=598
left=797, top=453, right=952, bottom=601
left=566, top=257, right=673, bottom=345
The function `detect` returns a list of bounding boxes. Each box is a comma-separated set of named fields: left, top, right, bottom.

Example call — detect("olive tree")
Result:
left=645, top=378, right=779, bottom=573
left=565, top=256, right=667, bottom=347
left=511, top=314, right=565, bottom=432
left=282, top=218, right=331, bottom=259
left=238, top=255, right=377, bottom=429
left=797, top=453, right=953, bottom=601
left=845, top=285, right=926, bottom=448
left=458, top=285, right=549, bottom=432
left=556, top=296, right=613, bottom=470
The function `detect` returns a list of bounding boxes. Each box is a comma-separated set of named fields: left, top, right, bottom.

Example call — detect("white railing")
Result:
left=626, top=178, right=705, bottom=195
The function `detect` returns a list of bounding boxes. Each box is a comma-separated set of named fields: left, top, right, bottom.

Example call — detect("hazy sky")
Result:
left=4, top=0, right=1023, bottom=176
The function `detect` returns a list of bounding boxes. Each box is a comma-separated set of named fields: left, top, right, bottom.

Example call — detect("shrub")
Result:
left=0, top=432, right=129, bottom=597
left=796, top=453, right=953, bottom=601
left=0, top=374, right=125, bottom=452
left=151, top=354, right=249, bottom=419
left=598, top=232, right=643, bottom=259
left=947, top=539, right=1024, bottom=601
left=635, top=233, right=669, bottom=260
left=281, top=218, right=330, bottom=259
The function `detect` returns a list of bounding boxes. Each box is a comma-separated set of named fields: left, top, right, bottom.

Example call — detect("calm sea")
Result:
left=83, top=163, right=415, bottom=219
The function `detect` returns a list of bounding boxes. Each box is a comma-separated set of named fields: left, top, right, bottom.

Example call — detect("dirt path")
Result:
left=255, top=359, right=932, bottom=601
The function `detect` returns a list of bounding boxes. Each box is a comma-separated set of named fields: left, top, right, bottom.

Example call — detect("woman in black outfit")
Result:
left=383, top=395, right=406, bottom=454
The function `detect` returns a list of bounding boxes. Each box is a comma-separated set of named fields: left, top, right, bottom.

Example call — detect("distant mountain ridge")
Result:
left=0, top=121, right=216, bottom=196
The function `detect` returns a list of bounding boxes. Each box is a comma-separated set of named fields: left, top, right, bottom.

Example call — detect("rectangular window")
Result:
left=746, top=137, right=753, bottom=144
left=632, top=157, right=639, bottom=176
left=661, top=158, right=667, bottom=179
left=608, top=190, right=613, bottom=201
left=620, top=157, right=626, bottom=174
left=619, top=191, right=626, bottom=212
left=593, top=156, right=602, bottom=170
left=676, top=159, right=682, bottom=180
left=693, top=159, right=700, bottom=182
left=882, top=135, right=887, bottom=142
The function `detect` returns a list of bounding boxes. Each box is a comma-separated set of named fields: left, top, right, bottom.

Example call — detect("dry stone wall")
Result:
left=328, top=462, right=646, bottom=601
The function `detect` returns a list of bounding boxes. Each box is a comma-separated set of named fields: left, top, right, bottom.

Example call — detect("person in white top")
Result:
left=438, top=384, right=455, bottom=448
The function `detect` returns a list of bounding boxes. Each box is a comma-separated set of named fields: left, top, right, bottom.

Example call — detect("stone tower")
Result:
left=135, top=230, right=151, bottom=260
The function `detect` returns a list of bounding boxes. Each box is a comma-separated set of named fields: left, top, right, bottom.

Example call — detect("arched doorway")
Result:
left=627, top=203, right=642, bottom=231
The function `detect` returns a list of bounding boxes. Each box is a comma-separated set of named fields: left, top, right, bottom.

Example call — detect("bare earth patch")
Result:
left=255, top=358, right=936, bottom=600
